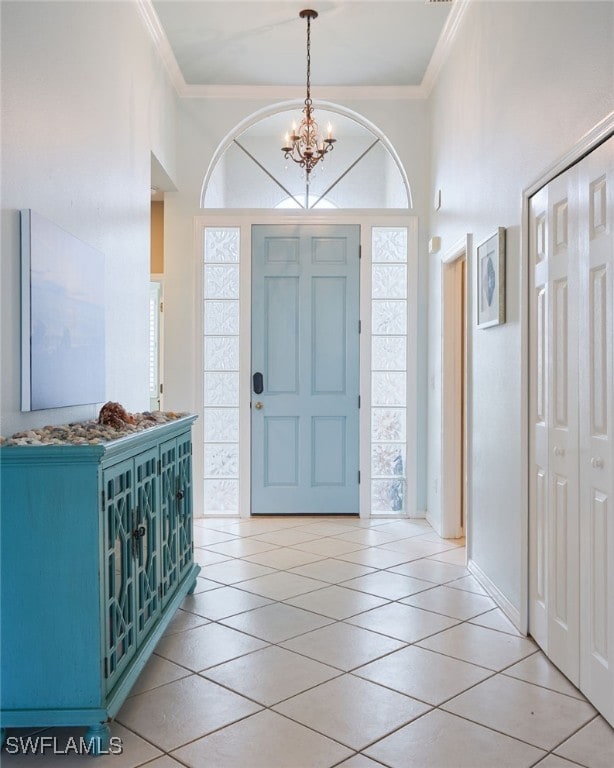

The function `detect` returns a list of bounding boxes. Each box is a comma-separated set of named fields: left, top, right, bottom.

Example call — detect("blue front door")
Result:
left=251, top=224, right=360, bottom=515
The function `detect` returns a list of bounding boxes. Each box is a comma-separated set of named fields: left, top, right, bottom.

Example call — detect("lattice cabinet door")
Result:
left=176, top=432, right=194, bottom=583
left=160, top=437, right=179, bottom=609
left=103, top=459, right=137, bottom=692
left=134, top=447, right=161, bottom=646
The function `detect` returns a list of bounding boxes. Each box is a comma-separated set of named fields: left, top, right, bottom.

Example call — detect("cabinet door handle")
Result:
left=132, top=525, right=146, bottom=539
left=591, top=457, right=604, bottom=469
left=176, top=489, right=185, bottom=500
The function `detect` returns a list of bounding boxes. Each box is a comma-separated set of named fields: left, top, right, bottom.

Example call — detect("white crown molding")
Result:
left=421, top=0, right=471, bottom=97
left=135, top=0, right=187, bottom=94
left=136, top=0, right=469, bottom=102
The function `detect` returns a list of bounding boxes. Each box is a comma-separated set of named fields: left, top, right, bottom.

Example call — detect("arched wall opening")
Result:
left=201, top=101, right=413, bottom=210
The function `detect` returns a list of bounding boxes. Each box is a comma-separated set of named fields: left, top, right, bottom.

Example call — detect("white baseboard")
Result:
left=425, top=510, right=441, bottom=535
left=468, top=558, right=522, bottom=633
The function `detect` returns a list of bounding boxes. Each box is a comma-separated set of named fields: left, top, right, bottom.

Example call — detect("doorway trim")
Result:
left=440, top=235, right=472, bottom=539
left=194, top=209, right=418, bottom=519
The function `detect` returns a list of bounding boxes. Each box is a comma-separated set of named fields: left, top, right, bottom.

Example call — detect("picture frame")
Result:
left=476, top=227, right=505, bottom=328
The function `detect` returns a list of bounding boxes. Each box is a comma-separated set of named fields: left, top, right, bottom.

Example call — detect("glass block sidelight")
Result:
left=372, top=336, right=406, bottom=371
left=203, top=479, right=239, bottom=513
left=204, top=228, right=240, bottom=262
left=203, top=228, right=241, bottom=514
left=372, top=301, right=407, bottom=335
left=371, top=227, right=408, bottom=515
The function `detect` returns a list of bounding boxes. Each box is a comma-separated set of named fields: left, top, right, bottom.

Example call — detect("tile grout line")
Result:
left=11, top=518, right=604, bottom=768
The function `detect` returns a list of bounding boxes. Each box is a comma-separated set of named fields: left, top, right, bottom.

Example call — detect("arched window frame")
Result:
left=200, top=101, right=413, bottom=210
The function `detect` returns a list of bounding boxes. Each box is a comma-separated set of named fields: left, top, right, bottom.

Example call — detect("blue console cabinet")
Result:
left=0, top=416, right=200, bottom=753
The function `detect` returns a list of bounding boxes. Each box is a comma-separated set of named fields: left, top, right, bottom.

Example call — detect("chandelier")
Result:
left=281, top=9, right=336, bottom=176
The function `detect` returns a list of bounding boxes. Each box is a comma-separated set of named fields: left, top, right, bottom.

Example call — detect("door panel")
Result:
left=530, top=187, right=553, bottom=653
left=265, top=277, right=299, bottom=393
left=530, top=135, right=613, bottom=725
left=547, top=170, right=580, bottom=683
left=265, top=417, right=299, bottom=486
left=312, top=417, right=346, bottom=485
left=252, top=224, right=360, bottom=515
left=103, top=459, right=136, bottom=691
left=133, top=448, right=160, bottom=645
left=312, top=277, right=347, bottom=393
left=579, top=137, right=613, bottom=724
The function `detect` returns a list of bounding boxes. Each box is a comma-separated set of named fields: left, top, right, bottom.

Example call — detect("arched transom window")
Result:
left=202, top=105, right=411, bottom=210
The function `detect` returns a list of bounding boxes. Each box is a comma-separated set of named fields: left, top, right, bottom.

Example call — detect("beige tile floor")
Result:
left=3, top=515, right=613, bottom=767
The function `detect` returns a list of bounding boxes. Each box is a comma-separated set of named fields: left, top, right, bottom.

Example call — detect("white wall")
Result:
left=427, top=0, right=613, bottom=615
left=1, top=0, right=178, bottom=437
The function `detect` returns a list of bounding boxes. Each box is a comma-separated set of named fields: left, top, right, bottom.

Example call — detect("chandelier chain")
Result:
left=305, top=13, right=312, bottom=106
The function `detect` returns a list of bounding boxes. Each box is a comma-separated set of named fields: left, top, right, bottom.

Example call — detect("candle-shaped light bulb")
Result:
left=327, top=122, right=333, bottom=139
left=284, top=132, right=290, bottom=146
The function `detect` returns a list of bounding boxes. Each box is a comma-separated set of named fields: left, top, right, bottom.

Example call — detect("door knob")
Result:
left=591, top=457, right=604, bottom=469
left=254, top=401, right=264, bottom=410
left=553, top=446, right=565, bottom=457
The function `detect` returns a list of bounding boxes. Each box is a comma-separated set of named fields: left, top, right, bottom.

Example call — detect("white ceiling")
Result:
left=150, top=0, right=454, bottom=89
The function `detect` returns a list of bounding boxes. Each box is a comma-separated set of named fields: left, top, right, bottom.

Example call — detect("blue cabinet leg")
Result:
left=85, top=723, right=110, bottom=756
left=187, top=577, right=198, bottom=595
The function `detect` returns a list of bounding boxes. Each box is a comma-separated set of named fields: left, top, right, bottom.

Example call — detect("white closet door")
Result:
left=579, top=137, right=614, bottom=723
left=529, top=185, right=550, bottom=652
left=548, top=168, right=581, bottom=683
left=529, top=169, right=581, bottom=684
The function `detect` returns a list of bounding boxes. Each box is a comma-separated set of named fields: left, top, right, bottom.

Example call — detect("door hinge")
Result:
left=159, top=383, right=164, bottom=395
left=359, top=245, right=362, bottom=259
left=358, top=320, right=361, bottom=334
left=104, top=658, right=108, bottom=679
left=358, top=471, right=361, bottom=484
left=160, top=301, right=164, bottom=313
left=101, top=489, right=105, bottom=509
left=358, top=395, right=361, bottom=409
